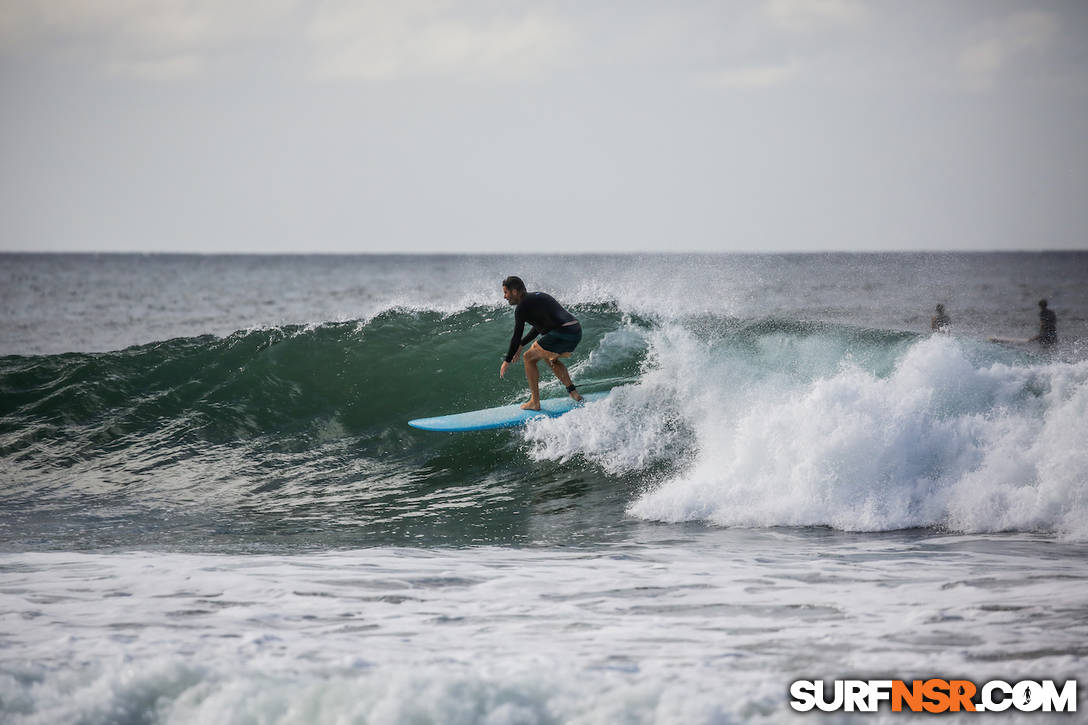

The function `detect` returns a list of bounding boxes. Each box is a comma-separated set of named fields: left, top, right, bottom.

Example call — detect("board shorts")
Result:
left=538, top=323, right=582, bottom=355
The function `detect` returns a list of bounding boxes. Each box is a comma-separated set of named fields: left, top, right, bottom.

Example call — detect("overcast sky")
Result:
left=1, top=0, right=1086, bottom=254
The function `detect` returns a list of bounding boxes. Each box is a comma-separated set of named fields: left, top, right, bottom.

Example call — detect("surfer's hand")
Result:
left=500, top=361, right=509, bottom=378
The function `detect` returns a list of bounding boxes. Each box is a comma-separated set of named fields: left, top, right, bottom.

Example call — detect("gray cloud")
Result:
left=959, top=11, right=1060, bottom=92
left=305, top=2, right=578, bottom=82
left=763, top=0, right=868, bottom=32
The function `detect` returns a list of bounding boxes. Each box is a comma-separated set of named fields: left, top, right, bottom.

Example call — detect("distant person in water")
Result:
left=931, top=304, right=951, bottom=333
left=499, top=276, right=583, bottom=410
left=1031, top=299, right=1058, bottom=346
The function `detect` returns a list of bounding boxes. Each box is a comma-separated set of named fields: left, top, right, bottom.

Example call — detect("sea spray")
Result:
left=527, top=327, right=1088, bottom=539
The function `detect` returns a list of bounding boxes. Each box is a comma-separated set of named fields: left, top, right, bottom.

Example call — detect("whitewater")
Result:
left=1, top=252, right=1086, bottom=723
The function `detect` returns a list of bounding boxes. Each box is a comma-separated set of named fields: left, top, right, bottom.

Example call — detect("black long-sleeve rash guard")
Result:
left=504, top=292, right=577, bottom=362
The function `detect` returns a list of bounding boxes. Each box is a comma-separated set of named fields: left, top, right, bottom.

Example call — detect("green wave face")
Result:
left=0, top=304, right=651, bottom=546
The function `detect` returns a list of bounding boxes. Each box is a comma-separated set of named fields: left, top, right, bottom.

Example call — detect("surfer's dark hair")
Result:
left=502, top=276, right=526, bottom=293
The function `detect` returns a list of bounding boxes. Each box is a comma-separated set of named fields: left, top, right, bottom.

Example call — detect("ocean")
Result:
left=1, top=252, right=1086, bottom=723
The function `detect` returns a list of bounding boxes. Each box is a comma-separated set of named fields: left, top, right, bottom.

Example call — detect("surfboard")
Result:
left=408, top=391, right=609, bottom=432
left=988, top=336, right=1032, bottom=344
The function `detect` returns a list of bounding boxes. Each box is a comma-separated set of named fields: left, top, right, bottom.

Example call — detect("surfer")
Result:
left=499, top=276, right=583, bottom=411
left=931, top=304, right=951, bottom=333
left=1030, top=299, right=1058, bottom=346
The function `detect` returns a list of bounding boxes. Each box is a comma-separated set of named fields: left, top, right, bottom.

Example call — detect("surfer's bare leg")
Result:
left=521, top=344, right=543, bottom=410
left=546, top=356, right=582, bottom=402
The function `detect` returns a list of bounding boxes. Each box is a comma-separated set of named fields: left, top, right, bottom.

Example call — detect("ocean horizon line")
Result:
left=3, top=248, right=1086, bottom=258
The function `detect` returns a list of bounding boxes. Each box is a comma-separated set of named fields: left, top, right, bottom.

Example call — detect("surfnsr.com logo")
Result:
left=789, top=679, right=1077, bottom=713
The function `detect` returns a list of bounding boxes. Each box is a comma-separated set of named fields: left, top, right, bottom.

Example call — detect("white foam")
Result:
left=4, top=544, right=1085, bottom=724
left=527, top=330, right=1088, bottom=539
left=1, top=650, right=779, bottom=725
left=524, top=325, right=702, bottom=473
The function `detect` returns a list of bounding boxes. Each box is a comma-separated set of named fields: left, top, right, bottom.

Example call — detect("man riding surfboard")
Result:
left=498, top=276, right=583, bottom=411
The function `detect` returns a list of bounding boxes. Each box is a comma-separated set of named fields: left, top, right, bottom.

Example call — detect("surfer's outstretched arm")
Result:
left=499, top=346, right=523, bottom=378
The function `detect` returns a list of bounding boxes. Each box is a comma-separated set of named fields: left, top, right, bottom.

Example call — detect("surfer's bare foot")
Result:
left=521, top=400, right=541, bottom=411
left=569, top=390, right=583, bottom=402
